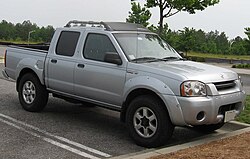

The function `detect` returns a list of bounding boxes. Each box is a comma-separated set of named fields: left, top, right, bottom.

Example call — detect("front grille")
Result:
left=218, top=104, right=236, bottom=115
left=213, top=80, right=236, bottom=91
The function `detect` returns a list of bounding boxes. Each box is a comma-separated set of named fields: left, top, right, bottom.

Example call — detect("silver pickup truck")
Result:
left=2, top=21, right=246, bottom=148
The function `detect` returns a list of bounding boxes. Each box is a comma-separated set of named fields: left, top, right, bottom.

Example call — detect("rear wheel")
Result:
left=126, top=95, right=174, bottom=148
left=18, top=73, right=48, bottom=112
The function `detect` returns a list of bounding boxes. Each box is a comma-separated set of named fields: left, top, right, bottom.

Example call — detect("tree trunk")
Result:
left=158, top=7, right=164, bottom=35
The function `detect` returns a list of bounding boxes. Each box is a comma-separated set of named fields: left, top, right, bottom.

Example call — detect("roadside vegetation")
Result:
left=237, top=95, right=250, bottom=124
left=187, top=52, right=250, bottom=60
left=232, top=64, right=250, bottom=69
left=0, top=20, right=54, bottom=43
left=0, top=1, right=250, bottom=71
left=127, top=1, right=250, bottom=56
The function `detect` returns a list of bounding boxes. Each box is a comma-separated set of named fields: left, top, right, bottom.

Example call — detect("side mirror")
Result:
left=104, top=52, right=122, bottom=65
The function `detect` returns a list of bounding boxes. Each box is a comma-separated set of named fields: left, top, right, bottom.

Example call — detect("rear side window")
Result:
left=56, top=31, right=80, bottom=56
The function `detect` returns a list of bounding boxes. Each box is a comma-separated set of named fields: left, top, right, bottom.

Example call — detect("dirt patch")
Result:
left=150, top=132, right=250, bottom=159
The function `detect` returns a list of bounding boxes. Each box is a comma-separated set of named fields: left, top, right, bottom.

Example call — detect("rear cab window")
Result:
left=56, top=31, right=80, bottom=56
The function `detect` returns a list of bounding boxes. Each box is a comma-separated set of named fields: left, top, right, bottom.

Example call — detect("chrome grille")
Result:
left=213, top=80, right=236, bottom=91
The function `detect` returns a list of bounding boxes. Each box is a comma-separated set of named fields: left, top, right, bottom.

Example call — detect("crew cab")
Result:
left=2, top=21, right=246, bottom=147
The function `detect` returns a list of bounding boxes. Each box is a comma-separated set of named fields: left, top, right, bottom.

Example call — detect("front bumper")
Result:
left=173, top=91, right=246, bottom=126
left=2, top=69, right=9, bottom=79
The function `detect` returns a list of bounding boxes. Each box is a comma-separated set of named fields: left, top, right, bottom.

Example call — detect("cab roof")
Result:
left=65, top=20, right=151, bottom=32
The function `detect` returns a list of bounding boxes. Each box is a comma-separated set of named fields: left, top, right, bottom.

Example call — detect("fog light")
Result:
left=196, top=111, right=205, bottom=121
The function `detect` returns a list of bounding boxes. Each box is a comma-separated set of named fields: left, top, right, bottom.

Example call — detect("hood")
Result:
left=140, top=60, right=238, bottom=83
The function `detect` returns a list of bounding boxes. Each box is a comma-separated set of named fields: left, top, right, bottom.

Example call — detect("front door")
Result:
left=74, top=33, right=126, bottom=107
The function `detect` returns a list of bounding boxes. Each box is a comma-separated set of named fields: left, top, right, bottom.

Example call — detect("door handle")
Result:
left=77, top=64, right=85, bottom=68
left=51, top=59, right=57, bottom=63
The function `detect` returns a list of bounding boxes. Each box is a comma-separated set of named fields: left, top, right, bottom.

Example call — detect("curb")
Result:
left=238, top=73, right=250, bottom=77
left=111, top=122, right=250, bottom=159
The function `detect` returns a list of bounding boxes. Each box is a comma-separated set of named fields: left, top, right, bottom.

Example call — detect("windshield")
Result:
left=113, top=33, right=180, bottom=62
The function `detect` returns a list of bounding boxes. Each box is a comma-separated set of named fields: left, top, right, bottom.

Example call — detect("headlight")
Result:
left=238, top=75, right=243, bottom=86
left=181, top=81, right=207, bottom=97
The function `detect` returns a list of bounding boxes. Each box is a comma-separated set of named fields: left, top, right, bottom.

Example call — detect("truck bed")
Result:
left=16, top=44, right=50, bottom=51
left=5, top=45, right=48, bottom=81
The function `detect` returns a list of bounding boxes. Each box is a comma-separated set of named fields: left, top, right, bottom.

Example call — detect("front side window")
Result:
left=83, top=33, right=117, bottom=62
left=114, top=33, right=180, bottom=62
left=56, top=31, right=80, bottom=56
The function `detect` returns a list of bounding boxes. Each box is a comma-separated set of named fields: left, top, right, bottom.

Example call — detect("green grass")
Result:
left=237, top=96, right=250, bottom=124
left=188, top=52, right=250, bottom=60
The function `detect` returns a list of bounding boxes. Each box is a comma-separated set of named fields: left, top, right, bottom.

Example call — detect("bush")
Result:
left=196, top=57, right=205, bottom=62
left=187, top=56, right=205, bottom=62
left=232, top=64, right=250, bottom=69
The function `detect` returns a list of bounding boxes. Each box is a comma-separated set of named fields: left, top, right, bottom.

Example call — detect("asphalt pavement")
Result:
left=0, top=45, right=5, bottom=57
left=0, top=77, right=248, bottom=159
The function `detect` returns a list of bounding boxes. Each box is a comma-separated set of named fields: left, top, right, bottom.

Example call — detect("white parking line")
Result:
left=0, top=113, right=111, bottom=157
left=0, top=118, right=100, bottom=159
left=0, top=113, right=111, bottom=158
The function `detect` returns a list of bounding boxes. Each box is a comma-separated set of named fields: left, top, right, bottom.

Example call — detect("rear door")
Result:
left=46, top=31, right=80, bottom=94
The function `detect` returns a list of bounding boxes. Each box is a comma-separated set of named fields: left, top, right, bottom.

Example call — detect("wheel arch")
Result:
left=16, top=68, right=42, bottom=92
left=15, top=58, right=45, bottom=92
left=120, top=88, right=170, bottom=123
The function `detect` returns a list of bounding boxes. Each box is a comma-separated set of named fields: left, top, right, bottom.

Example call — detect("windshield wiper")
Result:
left=162, top=56, right=182, bottom=61
left=131, top=57, right=160, bottom=63
left=131, top=56, right=183, bottom=63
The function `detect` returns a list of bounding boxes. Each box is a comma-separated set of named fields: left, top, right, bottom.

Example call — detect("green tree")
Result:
left=127, top=2, right=152, bottom=27
left=0, top=20, right=55, bottom=43
left=178, top=27, right=197, bottom=56
left=141, top=0, right=219, bottom=34
left=230, top=36, right=247, bottom=55
left=245, top=27, right=250, bottom=39
left=245, top=27, right=250, bottom=53
left=0, top=20, right=15, bottom=40
left=215, top=32, right=230, bottom=54
left=192, top=29, right=206, bottom=52
left=15, top=20, right=38, bottom=41
left=205, top=31, right=219, bottom=53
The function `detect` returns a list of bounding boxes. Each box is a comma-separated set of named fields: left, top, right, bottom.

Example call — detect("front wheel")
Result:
left=126, top=95, right=174, bottom=148
left=18, top=73, right=48, bottom=112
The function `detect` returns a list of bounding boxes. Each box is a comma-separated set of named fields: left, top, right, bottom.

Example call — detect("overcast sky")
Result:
left=0, top=0, right=249, bottom=39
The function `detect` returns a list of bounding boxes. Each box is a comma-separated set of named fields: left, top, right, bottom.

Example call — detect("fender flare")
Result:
left=122, top=76, right=185, bottom=125
left=16, top=58, right=44, bottom=85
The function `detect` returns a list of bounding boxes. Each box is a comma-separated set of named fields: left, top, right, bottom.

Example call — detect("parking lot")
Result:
left=0, top=43, right=250, bottom=158
left=0, top=61, right=249, bottom=159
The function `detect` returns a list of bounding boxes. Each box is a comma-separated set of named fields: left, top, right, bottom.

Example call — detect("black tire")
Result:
left=126, top=95, right=174, bottom=148
left=193, top=122, right=225, bottom=132
left=18, top=73, right=48, bottom=112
